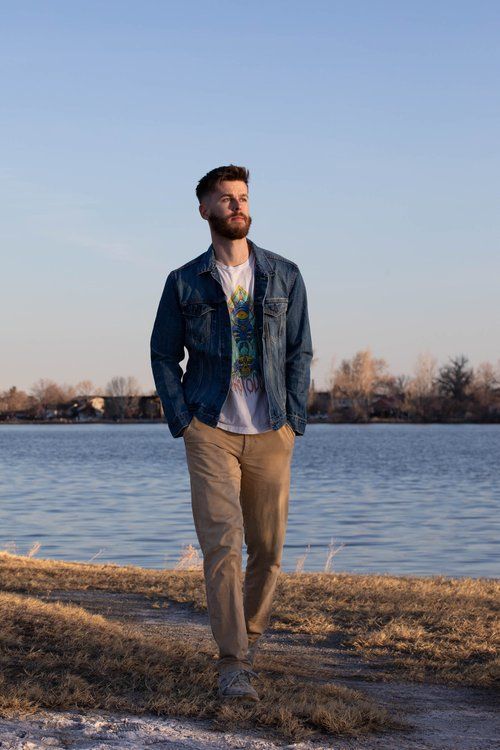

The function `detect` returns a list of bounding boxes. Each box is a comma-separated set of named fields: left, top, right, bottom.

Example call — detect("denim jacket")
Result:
left=150, top=239, right=313, bottom=438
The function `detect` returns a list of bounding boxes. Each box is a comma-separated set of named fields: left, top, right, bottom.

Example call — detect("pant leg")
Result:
left=240, top=423, right=295, bottom=644
left=182, top=416, right=250, bottom=673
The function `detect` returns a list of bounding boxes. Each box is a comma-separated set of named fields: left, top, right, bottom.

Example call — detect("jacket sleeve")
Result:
left=285, top=267, right=313, bottom=435
left=150, top=271, right=191, bottom=438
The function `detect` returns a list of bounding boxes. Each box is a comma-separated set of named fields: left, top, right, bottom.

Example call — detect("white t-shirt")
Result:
left=215, top=250, right=272, bottom=433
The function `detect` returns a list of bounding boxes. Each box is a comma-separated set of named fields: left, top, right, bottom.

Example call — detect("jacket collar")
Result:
left=196, top=238, right=274, bottom=276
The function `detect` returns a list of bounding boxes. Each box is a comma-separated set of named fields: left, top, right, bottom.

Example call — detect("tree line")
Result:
left=308, top=349, right=500, bottom=422
left=0, top=376, right=156, bottom=421
left=1, top=350, right=500, bottom=422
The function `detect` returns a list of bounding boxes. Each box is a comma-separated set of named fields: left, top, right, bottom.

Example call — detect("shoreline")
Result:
left=5, top=552, right=498, bottom=581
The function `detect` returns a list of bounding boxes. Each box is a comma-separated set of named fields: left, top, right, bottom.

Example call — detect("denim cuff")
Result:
left=170, top=412, right=192, bottom=438
left=287, top=413, right=307, bottom=436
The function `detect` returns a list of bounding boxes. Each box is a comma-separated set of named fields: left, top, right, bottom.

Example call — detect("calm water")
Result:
left=0, top=423, right=498, bottom=577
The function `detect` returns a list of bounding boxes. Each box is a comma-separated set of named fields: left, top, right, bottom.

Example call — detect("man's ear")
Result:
left=198, top=203, right=209, bottom=221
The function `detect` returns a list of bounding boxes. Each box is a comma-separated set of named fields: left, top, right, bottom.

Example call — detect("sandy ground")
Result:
left=1, top=590, right=498, bottom=750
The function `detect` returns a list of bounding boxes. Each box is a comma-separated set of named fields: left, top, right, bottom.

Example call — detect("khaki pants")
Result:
left=182, top=415, right=295, bottom=674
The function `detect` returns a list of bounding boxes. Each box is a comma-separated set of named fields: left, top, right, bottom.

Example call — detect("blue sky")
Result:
left=1, top=1, right=499, bottom=393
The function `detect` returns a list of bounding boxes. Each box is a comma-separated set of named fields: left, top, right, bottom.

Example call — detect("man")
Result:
left=150, top=164, right=313, bottom=702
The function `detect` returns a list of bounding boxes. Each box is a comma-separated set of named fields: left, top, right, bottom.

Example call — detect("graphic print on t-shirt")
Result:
left=228, top=284, right=265, bottom=396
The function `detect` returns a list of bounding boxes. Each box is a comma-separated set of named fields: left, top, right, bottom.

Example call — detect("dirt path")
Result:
left=1, top=589, right=497, bottom=750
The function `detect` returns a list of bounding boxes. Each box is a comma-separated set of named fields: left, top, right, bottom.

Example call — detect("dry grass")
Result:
left=0, top=590, right=395, bottom=741
left=1, top=550, right=498, bottom=699
left=274, top=572, right=500, bottom=688
left=174, top=543, right=203, bottom=571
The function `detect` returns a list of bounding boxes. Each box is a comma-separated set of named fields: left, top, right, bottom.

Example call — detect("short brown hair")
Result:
left=196, top=164, right=249, bottom=203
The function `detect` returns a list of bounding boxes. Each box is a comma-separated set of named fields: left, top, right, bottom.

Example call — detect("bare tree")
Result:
left=473, top=361, right=499, bottom=393
left=74, top=380, right=101, bottom=398
left=60, top=383, right=77, bottom=400
left=0, top=386, right=31, bottom=413
left=389, top=373, right=410, bottom=396
left=105, top=376, right=142, bottom=419
left=30, top=378, right=67, bottom=407
left=471, top=361, right=500, bottom=417
left=408, top=353, right=438, bottom=399
left=331, top=348, right=389, bottom=420
left=436, top=354, right=474, bottom=405
left=404, top=352, right=438, bottom=420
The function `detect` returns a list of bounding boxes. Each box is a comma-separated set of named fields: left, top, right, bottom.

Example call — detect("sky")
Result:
left=1, top=1, right=499, bottom=393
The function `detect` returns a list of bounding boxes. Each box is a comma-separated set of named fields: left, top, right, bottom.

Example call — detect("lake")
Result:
left=0, top=423, right=498, bottom=578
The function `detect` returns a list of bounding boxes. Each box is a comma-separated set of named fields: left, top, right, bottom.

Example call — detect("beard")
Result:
left=208, top=212, right=252, bottom=240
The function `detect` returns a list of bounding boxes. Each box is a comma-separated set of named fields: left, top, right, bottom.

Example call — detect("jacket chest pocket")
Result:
left=263, top=299, right=287, bottom=342
left=181, top=302, right=216, bottom=345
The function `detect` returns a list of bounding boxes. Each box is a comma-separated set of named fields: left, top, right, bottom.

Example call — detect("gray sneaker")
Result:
left=218, top=668, right=260, bottom=702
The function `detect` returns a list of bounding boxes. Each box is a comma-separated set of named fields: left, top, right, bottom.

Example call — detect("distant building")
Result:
left=74, top=396, right=105, bottom=421
left=138, top=395, right=162, bottom=419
